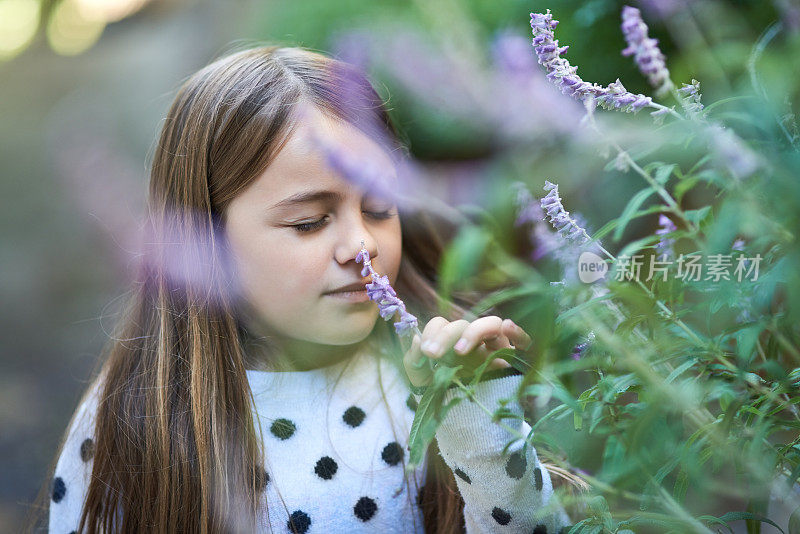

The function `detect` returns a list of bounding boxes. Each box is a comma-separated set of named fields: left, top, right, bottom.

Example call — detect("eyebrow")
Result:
left=270, top=190, right=346, bottom=210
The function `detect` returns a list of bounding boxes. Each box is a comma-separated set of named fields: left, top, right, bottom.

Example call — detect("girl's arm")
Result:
left=49, top=377, right=102, bottom=533
left=413, top=372, right=574, bottom=534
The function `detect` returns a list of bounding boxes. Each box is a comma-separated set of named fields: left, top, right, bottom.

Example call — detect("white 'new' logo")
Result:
left=578, top=251, right=607, bottom=283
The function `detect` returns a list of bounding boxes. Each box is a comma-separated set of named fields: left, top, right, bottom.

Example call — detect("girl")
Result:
left=41, top=45, right=576, bottom=533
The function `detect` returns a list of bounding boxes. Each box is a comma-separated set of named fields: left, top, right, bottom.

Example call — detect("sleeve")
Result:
left=414, top=371, right=574, bottom=534
left=49, top=377, right=103, bottom=534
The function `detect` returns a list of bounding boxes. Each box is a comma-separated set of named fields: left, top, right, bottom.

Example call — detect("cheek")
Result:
left=236, top=234, right=326, bottom=300
left=379, top=221, right=403, bottom=284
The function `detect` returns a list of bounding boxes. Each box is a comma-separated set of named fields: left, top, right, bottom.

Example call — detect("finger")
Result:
left=419, top=316, right=448, bottom=359
left=403, top=333, right=430, bottom=387
left=454, top=344, right=508, bottom=375
left=452, top=316, right=504, bottom=355
left=420, top=318, right=468, bottom=359
left=471, top=339, right=512, bottom=370
left=487, top=357, right=512, bottom=370
left=502, top=319, right=533, bottom=350
left=483, top=334, right=512, bottom=351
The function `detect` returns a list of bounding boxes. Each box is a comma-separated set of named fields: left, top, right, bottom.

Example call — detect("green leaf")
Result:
left=406, top=362, right=470, bottom=472
left=615, top=235, right=661, bottom=261
left=654, top=163, right=677, bottom=185
left=407, top=386, right=444, bottom=470
left=439, top=226, right=491, bottom=301
left=703, top=95, right=759, bottom=113
left=665, top=360, right=697, bottom=384
left=684, top=206, right=713, bottom=227
left=674, top=176, right=699, bottom=203
left=698, top=515, right=735, bottom=533
left=614, top=188, right=658, bottom=241
left=673, top=469, right=689, bottom=503
left=592, top=205, right=667, bottom=242
left=702, top=512, right=786, bottom=534
left=573, top=411, right=583, bottom=431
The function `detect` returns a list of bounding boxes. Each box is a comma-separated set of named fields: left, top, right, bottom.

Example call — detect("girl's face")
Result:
left=224, top=106, right=402, bottom=353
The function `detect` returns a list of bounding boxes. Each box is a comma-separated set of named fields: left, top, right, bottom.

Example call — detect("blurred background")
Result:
left=1, top=0, right=797, bottom=531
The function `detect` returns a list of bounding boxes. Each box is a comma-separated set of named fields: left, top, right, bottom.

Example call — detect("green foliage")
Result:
left=403, top=6, right=799, bottom=534
left=320, top=0, right=800, bottom=531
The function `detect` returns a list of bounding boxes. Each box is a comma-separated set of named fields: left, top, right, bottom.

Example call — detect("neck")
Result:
left=238, top=306, right=375, bottom=372
left=271, top=335, right=371, bottom=372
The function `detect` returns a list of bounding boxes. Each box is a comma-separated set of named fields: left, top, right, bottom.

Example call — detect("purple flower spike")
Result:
left=621, top=6, right=672, bottom=96
left=655, top=214, right=677, bottom=258
left=678, top=79, right=704, bottom=114
left=540, top=181, right=592, bottom=246
left=356, top=240, right=419, bottom=337
left=707, top=123, right=761, bottom=180
left=512, top=182, right=565, bottom=263
left=530, top=9, right=655, bottom=115
left=571, top=331, right=595, bottom=360
left=311, top=130, right=397, bottom=205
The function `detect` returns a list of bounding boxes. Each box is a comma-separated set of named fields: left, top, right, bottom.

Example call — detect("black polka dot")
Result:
left=51, top=477, right=66, bottom=503
left=454, top=467, right=471, bottom=484
left=69, top=531, right=76, bottom=534
left=256, top=467, right=270, bottom=491
left=287, top=510, right=311, bottom=533
left=381, top=442, right=403, bottom=466
left=505, top=451, right=527, bottom=479
left=353, top=496, right=378, bottom=521
left=342, top=406, right=366, bottom=427
left=491, top=506, right=512, bottom=525
left=406, top=394, right=418, bottom=411
left=270, top=418, right=296, bottom=440
left=533, top=525, right=548, bottom=533
left=534, top=466, right=543, bottom=491
left=80, top=438, right=95, bottom=462
left=314, top=456, right=338, bottom=480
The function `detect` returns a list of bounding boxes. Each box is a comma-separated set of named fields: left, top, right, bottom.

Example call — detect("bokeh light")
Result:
left=0, top=0, right=40, bottom=61
left=46, top=0, right=105, bottom=56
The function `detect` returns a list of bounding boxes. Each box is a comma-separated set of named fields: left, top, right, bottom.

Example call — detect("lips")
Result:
left=325, top=279, right=371, bottom=294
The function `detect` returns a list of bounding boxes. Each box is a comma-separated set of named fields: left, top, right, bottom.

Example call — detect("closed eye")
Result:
left=291, top=210, right=396, bottom=233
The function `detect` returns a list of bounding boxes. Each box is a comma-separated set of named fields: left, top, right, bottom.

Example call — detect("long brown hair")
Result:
left=31, top=44, right=580, bottom=533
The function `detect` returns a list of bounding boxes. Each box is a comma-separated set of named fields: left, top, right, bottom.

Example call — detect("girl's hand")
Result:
left=403, top=316, right=533, bottom=388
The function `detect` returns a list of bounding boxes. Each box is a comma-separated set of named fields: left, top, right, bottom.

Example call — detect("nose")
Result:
left=334, top=217, right=378, bottom=268
left=335, top=234, right=378, bottom=267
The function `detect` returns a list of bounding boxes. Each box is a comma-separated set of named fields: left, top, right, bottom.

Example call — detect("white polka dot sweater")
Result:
left=49, top=348, right=573, bottom=533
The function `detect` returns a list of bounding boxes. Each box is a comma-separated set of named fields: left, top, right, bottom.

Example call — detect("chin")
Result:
left=323, top=316, right=379, bottom=345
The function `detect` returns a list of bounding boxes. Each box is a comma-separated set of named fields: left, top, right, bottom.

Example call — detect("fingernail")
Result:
left=422, top=341, right=441, bottom=356
left=454, top=338, right=468, bottom=353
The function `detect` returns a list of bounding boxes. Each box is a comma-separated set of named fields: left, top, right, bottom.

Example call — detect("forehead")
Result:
left=249, top=107, right=397, bottom=204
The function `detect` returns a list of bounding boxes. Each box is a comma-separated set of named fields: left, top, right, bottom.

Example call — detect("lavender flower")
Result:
left=621, top=5, right=672, bottom=96
left=329, top=29, right=372, bottom=71
left=732, top=238, right=745, bottom=251
left=491, top=29, right=539, bottom=74
left=635, top=0, right=685, bottom=21
left=315, top=136, right=395, bottom=200
left=707, top=123, right=761, bottom=180
left=512, top=181, right=561, bottom=262
left=571, top=331, right=595, bottom=360
left=650, top=105, right=674, bottom=125
left=530, top=10, right=659, bottom=117
left=513, top=181, right=545, bottom=227
left=678, top=79, right=704, bottom=114
left=654, top=214, right=677, bottom=258
left=775, top=0, right=800, bottom=34
left=540, top=180, right=591, bottom=245
left=356, top=240, right=419, bottom=337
